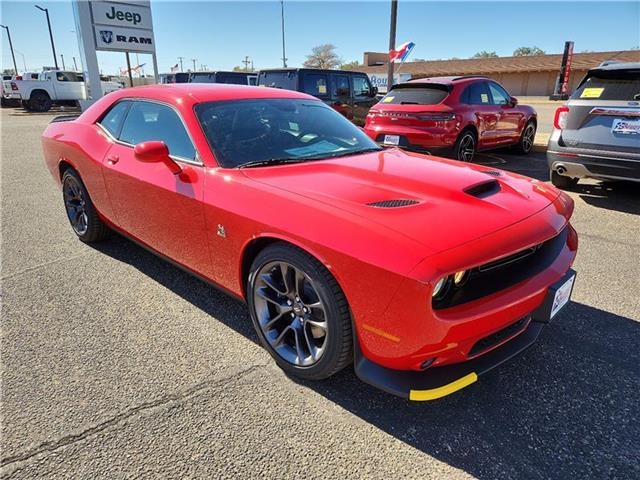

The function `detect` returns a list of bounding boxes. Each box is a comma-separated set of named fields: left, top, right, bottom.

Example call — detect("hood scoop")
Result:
left=367, top=199, right=421, bottom=208
left=481, top=169, right=502, bottom=177
left=464, top=180, right=501, bottom=199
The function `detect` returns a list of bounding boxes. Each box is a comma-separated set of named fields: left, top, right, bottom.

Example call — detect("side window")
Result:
left=488, top=82, right=510, bottom=105
left=352, top=75, right=372, bottom=97
left=56, top=72, right=82, bottom=82
left=97, top=101, right=131, bottom=138
left=467, top=82, right=491, bottom=105
left=302, top=73, right=328, bottom=97
left=120, top=101, right=197, bottom=160
left=332, top=74, right=350, bottom=98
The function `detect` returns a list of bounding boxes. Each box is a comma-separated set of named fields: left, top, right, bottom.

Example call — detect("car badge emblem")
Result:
left=100, top=30, right=114, bottom=44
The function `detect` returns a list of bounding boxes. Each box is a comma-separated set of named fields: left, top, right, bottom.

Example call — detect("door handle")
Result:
left=107, top=155, right=119, bottom=165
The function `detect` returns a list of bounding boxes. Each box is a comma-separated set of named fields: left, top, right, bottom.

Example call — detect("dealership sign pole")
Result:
left=73, top=0, right=158, bottom=109
left=550, top=41, right=574, bottom=101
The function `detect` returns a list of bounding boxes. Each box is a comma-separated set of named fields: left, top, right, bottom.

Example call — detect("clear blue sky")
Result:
left=1, top=1, right=639, bottom=75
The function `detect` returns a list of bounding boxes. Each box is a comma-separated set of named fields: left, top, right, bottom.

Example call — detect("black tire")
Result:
left=452, top=129, right=477, bottom=162
left=28, top=91, right=52, bottom=112
left=247, top=242, right=352, bottom=380
left=61, top=169, right=109, bottom=243
left=550, top=170, right=579, bottom=190
left=514, top=121, right=536, bottom=154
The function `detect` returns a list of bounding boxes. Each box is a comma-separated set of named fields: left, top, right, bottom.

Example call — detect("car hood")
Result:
left=242, top=148, right=561, bottom=256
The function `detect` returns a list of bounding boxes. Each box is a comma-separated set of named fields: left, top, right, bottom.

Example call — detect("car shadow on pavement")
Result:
left=92, top=236, right=639, bottom=479
left=573, top=181, right=640, bottom=215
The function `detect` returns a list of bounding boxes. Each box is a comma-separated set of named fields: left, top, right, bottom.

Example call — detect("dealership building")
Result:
left=359, top=50, right=640, bottom=96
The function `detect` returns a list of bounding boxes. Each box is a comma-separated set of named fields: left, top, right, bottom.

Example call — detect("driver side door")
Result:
left=99, top=99, right=211, bottom=275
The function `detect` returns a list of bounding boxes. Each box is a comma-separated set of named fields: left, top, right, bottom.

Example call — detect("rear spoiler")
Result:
left=50, top=114, right=80, bottom=123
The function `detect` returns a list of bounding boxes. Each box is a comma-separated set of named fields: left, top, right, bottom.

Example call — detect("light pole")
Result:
left=191, top=58, right=197, bottom=71
left=178, top=56, right=184, bottom=72
left=60, top=53, right=65, bottom=70
left=387, top=0, right=398, bottom=92
left=35, top=5, right=59, bottom=70
left=15, top=50, right=28, bottom=72
left=280, top=0, right=287, bottom=67
left=0, top=24, right=19, bottom=75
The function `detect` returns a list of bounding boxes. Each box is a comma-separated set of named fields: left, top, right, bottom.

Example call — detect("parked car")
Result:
left=159, top=72, right=190, bottom=84
left=2, top=70, right=122, bottom=112
left=364, top=76, right=538, bottom=162
left=257, top=68, right=378, bottom=126
left=41, top=84, right=577, bottom=401
left=547, top=61, right=640, bottom=188
left=189, top=71, right=257, bottom=86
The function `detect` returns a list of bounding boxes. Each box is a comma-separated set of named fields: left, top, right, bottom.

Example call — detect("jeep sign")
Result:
left=91, top=1, right=153, bottom=30
left=90, top=1, right=156, bottom=53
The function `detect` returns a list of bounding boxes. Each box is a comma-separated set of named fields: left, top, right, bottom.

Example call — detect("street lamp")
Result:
left=15, top=50, right=28, bottom=72
left=0, top=24, right=19, bottom=75
left=35, top=5, right=59, bottom=70
left=280, top=0, right=287, bottom=68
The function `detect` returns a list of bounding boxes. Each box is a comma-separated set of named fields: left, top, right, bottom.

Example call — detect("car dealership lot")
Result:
left=1, top=108, right=638, bottom=479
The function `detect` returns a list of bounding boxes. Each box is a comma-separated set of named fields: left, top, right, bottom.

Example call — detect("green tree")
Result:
left=303, top=44, right=342, bottom=69
left=340, top=60, right=361, bottom=71
left=513, top=46, right=546, bottom=56
left=472, top=51, right=498, bottom=58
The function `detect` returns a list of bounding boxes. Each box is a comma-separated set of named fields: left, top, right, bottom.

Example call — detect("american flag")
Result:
left=170, top=63, right=179, bottom=73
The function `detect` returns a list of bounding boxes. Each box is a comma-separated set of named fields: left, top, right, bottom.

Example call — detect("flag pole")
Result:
left=386, top=0, right=398, bottom=93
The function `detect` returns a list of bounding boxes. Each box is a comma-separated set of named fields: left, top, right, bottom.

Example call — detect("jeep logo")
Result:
left=105, top=6, right=142, bottom=25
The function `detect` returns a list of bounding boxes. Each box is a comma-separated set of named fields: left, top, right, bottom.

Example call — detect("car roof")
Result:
left=590, top=61, right=640, bottom=72
left=407, top=75, right=488, bottom=85
left=107, top=83, right=315, bottom=104
left=259, top=68, right=365, bottom=75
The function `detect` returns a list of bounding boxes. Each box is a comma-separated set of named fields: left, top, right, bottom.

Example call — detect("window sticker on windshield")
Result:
left=580, top=87, right=604, bottom=98
left=382, top=96, right=394, bottom=103
left=318, top=84, right=327, bottom=94
left=481, top=93, right=489, bottom=103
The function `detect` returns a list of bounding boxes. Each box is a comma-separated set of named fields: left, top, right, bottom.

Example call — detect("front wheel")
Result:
left=453, top=130, right=476, bottom=162
left=247, top=243, right=352, bottom=380
left=28, top=91, right=52, bottom=112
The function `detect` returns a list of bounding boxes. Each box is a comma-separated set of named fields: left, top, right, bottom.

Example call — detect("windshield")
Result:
left=195, top=98, right=381, bottom=168
left=572, top=69, right=640, bottom=101
left=380, top=85, right=449, bottom=105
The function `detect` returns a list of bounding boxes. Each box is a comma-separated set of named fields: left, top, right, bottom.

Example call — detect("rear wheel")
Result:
left=514, top=121, right=536, bottom=154
left=453, top=130, right=476, bottom=162
left=28, top=91, right=52, bottom=112
left=247, top=243, right=352, bottom=380
left=62, top=169, right=109, bottom=243
left=550, top=170, right=579, bottom=190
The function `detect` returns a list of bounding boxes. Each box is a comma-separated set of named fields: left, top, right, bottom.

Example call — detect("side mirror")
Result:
left=133, top=141, right=181, bottom=175
left=371, top=86, right=379, bottom=97
left=510, top=96, right=518, bottom=106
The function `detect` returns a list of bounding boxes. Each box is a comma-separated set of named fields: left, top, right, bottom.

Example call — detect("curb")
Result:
left=532, top=143, right=547, bottom=153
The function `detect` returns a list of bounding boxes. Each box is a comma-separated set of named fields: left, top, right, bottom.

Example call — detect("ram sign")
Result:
left=90, top=1, right=156, bottom=54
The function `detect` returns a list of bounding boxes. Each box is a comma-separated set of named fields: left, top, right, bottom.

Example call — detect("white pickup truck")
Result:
left=2, top=70, right=123, bottom=112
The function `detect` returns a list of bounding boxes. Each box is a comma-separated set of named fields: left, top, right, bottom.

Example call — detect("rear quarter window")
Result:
left=572, top=70, right=640, bottom=101
left=380, top=86, right=449, bottom=105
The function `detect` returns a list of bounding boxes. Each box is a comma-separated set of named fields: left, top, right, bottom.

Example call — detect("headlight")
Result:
left=453, top=270, right=469, bottom=286
left=432, top=277, right=448, bottom=298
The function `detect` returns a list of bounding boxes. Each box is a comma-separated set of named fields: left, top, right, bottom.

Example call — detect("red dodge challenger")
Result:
left=42, top=84, right=578, bottom=401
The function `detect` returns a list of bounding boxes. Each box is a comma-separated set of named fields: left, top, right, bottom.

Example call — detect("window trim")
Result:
left=96, top=98, right=203, bottom=166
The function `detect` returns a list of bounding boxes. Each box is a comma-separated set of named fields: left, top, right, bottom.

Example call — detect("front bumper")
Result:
left=354, top=269, right=576, bottom=401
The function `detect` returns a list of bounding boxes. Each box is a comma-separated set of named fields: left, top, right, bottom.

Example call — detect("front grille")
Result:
left=367, top=199, right=420, bottom=208
left=433, top=227, right=568, bottom=310
left=468, top=316, right=530, bottom=357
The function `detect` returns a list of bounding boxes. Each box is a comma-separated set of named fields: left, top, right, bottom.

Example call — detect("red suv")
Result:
left=364, top=76, right=537, bottom=162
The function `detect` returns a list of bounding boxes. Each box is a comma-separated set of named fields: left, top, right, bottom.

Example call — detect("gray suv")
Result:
left=547, top=61, right=640, bottom=189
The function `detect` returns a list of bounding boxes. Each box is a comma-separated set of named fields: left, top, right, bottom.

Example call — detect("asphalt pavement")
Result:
left=1, top=107, right=639, bottom=479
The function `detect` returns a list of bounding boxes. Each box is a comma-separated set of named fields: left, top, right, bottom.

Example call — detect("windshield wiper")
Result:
left=303, top=147, right=383, bottom=161
left=238, top=157, right=308, bottom=169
